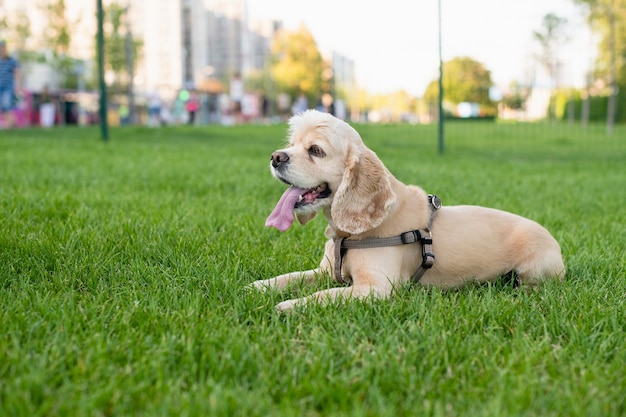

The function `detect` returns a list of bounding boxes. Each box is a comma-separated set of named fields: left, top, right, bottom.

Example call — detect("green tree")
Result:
left=574, top=0, right=625, bottom=125
left=0, top=0, right=7, bottom=34
left=38, top=0, right=80, bottom=88
left=270, top=25, right=325, bottom=103
left=501, top=80, right=530, bottom=110
left=102, top=2, right=143, bottom=93
left=40, top=0, right=71, bottom=54
left=103, top=2, right=127, bottom=90
left=10, top=10, right=31, bottom=54
left=574, top=0, right=625, bottom=84
left=533, top=13, right=569, bottom=87
left=423, top=57, right=496, bottom=115
left=0, top=3, right=31, bottom=55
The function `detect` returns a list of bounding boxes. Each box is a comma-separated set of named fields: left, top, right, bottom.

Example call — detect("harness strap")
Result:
left=334, top=236, right=350, bottom=285
left=333, top=194, right=441, bottom=285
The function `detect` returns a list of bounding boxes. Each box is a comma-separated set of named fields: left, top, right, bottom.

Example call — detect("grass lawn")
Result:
left=1, top=121, right=625, bottom=416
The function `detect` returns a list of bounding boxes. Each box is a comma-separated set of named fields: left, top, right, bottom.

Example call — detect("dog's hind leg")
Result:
left=508, top=224, right=565, bottom=286
left=501, top=270, right=520, bottom=288
left=515, top=246, right=565, bottom=286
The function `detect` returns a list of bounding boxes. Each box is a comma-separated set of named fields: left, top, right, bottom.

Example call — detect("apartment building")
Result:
left=3, top=0, right=354, bottom=107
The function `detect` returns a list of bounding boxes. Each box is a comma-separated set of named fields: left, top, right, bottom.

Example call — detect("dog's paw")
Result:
left=245, top=280, right=271, bottom=292
left=275, top=299, right=301, bottom=313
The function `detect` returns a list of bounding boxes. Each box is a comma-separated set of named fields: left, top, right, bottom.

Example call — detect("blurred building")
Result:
left=3, top=0, right=358, bottom=121
left=130, top=0, right=184, bottom=99
left=133, top=0, right=281, bottom=98
left=330, top=51, right=356, bottom=110
left=2, top=0, right=282, bottom=100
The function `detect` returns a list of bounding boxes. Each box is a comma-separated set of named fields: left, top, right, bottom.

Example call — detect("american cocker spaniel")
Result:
left=251, top=110, right=564, bottom=312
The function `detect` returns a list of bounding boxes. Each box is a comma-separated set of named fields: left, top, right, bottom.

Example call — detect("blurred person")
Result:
left=241, top=91, right=259, bottom=123
left=315, top=96, right=324, bottom=112
left=39, top=85, right=56, bottom=127
left=160, top=101, right=172, bottom=126
left=206, top=94, right=218, bottom=123
left=186, top=92, right=199, bottom=125
left=277, top=92, right=291, bottom=121
left=258, top=90, right=269, bottom=123
left=172, top=96, right=185, bottom=124
left=315, top=93, right=335, bottom=115
left=147, top=89, right=162, bottom=127
left=119, top=104, right=129, bottom=125
left=0, top=39, right=21, bottom=129
left=229, top=72, right=244, bottom=123
left=321, top=93, right=335, bottom=116
left=334, top=98, right=346, bottom=120
left=291, top=91, right=308, bottom=115
left=218, top=93, right=234, bottom=126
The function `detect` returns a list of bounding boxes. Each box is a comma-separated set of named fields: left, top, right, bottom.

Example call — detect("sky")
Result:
left=247, top=0, right=596, bottom=96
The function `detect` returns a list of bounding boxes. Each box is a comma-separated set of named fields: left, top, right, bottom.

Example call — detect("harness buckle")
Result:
left=422, top=253, right=435, bottom=268
left=400, top=230, right=420, bottom=244
left=420, top=230, right=435, bottom=269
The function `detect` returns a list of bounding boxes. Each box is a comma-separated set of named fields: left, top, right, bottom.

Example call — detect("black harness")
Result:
left=332, top=194, right=442, bottom=285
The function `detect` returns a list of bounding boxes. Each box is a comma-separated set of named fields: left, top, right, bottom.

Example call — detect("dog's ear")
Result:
left=331, top=148, right=396, bottom=234
left=295, top=211, right=317, bottom=226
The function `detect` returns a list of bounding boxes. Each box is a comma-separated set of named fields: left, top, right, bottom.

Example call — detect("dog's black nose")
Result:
left=271, top=151, right=289, bottom=168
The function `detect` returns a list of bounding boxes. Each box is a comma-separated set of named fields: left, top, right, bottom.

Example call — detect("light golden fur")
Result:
left=251, top=110, right=565, bottom=311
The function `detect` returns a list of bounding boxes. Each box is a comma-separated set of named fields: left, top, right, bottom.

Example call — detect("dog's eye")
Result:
left=308, top=145, right=326, bottom=158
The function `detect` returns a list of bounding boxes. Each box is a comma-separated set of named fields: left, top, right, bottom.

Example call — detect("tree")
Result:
left=573, top=0, right=625, bottom=127
left=530, top=14, right=572, bottom=123
left=102, top=2, right=143, bottom=94
left=38, top=0, right=80, bottom=88
left=40, top=0, right=71, bottom=54
left=102, top=2, right=127, bottom=90
left=533, top=13, right=569, bottom=87
left=10, top=10, right=31, bottom=54
left=270, top=25, right=325, bottom=104
left=0, top=3, right=31, bottom=54
left=574, top=0, right=625, bottom=83
left=0, top=1, right=7, bottom=34
left=502, top=80, right=530, bottom=111
left=423, top=57, right=497, bottom=116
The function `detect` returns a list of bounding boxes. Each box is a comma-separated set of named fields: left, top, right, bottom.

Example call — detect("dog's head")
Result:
left=266, top=110, right=396, bottom=235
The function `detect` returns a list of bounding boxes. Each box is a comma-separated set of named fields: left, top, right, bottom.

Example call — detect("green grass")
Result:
left=1, top=121, right=625, bottom=416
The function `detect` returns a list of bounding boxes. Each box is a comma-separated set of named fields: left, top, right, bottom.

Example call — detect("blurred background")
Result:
left=0, top=0, right=623, bottom=130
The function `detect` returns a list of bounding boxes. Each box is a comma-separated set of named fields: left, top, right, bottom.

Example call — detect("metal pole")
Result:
left=437, top=0, right=444, bottom=154
left=606, top=0, right=616, bottom=135
left=125, top=2, right=135, bottom=125
left=97, top=0, right=109, bottom=141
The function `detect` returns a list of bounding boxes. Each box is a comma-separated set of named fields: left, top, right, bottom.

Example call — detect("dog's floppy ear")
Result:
left=331, top=148, right=396, bottom=234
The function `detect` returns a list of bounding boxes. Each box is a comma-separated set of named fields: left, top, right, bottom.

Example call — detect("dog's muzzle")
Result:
left=271, top=151, right=289, bottom=169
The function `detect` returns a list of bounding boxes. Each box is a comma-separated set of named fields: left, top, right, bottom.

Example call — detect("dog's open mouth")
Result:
left=266, top=183, right=331, bottom=231
left=295, top=183, right=331, bottom=208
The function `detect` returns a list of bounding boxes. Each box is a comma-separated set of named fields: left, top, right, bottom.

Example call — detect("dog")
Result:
left=250, top=110, right=565, bottom=312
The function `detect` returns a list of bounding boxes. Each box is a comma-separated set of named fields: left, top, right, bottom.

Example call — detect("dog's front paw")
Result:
left=275, top=300, right=296, bottom=313
left=246, top=280, right=272, bottom=292
left=275, top=299, right=303, bottom=313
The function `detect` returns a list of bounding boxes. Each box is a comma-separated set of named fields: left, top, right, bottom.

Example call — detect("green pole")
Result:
left=97, top=0, right=109, bottom=141
left=437, top=0, right=444, bottom=154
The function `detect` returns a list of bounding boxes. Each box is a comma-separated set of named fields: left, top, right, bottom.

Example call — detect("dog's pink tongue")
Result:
left=266, top=186, right=305, bottom=231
